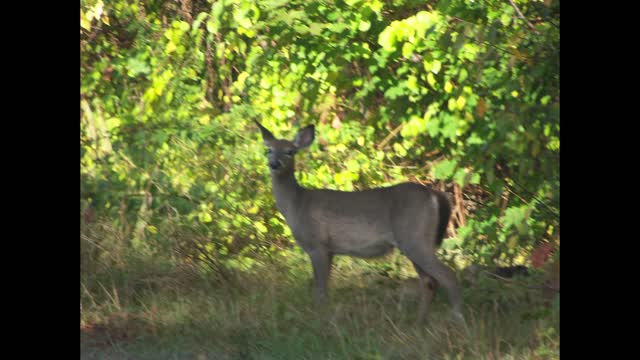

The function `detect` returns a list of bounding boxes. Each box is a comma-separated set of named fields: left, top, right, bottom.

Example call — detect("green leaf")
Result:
left=80, top=10, right=92, bottom=31
left=127, top=57, right=150, bottom=77
left=431, top=60, right=442, bottom=74
left=248, top=205, right=259, bottom=214
left=427, top=73, right=437, bottom=88
left=423, top=59, right=432, bottom=72
left=238, top=17, right=253, bottom=29
left=501, top=13, right=512, bottom=26
left=444, top=81, right=453, bottom=93
left=206, top=20, right=219, bottom=33
left=378, top=26, right=396, bottom=51
left=199, top=212, right=212, bottom=223
left=255, top=221, right=268, bottom=234
left=441, top=236, right=462, bottom=250
left=384, top=85, right=405, bottom=100
left=198, top=115, right=210, bottom=125
left=236, top=71, right=250, bottom=90
left=402, top=42, right=414, bottom=58
left=309, top=23, right=324, bottom=35
left=328, top=23, right=349, bottom=33
left=407, top=75, right=419, bottom=92
left=447, top=98, right=456, bottom=111
left=346, top=159, right=360, bottom=172
left=503, top=206, right=527, bottom=230
left=358, top=20, right=371, bottom=32
left=392, top=142, right=407, bottom=157
left=432, top=159, right=457, bottom=180
left=453, top=168, right=468, bottom=188
left=458, top=68, right=468, bottom=83
left=105, top=117, right=121, bottom=131
left=335, top=143, right=347, bottom=152
left=191, top=12, right=209, bottom=34
left=211, top=1, right=224, bottom=21
left=165, top=41, right=177, bottom=54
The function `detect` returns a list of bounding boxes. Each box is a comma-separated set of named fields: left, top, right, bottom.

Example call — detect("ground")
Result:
left=81, top=251, right=559, bottom=360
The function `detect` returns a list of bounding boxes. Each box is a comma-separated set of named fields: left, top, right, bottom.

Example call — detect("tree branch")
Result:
left=376, top=123, right=404, bottom=150
left=507, top=0, right=540, bottom=34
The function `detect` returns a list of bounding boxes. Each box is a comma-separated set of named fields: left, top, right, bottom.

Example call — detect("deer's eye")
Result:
left=285, top=149, right=295, bottom=157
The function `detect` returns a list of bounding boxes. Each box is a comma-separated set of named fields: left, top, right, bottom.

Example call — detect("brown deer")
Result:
left=254, top=120, right=465, bottom=323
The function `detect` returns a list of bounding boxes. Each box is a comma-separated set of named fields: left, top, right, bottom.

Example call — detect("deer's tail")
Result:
left=434, top=191, right=451, bottom=248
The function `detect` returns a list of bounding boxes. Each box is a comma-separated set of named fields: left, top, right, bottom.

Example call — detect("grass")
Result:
left=81, top=226, right=559, bottom=360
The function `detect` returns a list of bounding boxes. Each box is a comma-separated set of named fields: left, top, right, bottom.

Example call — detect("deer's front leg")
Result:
left=308, top=248, right=333, bottom=304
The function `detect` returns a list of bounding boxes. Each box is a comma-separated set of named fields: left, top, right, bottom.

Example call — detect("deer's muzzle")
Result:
left=269, top=160, right=282, bottom=170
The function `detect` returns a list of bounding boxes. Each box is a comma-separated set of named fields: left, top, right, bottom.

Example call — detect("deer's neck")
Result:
left=271, top=169, right=303, bottom=220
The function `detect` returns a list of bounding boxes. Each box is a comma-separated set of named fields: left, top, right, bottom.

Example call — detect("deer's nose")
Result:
left=269, top=160, right=282, bottom=170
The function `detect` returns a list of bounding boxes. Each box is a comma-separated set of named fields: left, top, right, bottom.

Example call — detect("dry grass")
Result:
left=81, top=224, right=559, bottom=360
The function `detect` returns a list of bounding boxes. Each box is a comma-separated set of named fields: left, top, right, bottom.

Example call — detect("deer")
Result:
left=254, top=120, right=465, bottom=324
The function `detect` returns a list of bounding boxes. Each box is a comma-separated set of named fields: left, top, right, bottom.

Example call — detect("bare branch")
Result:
left=507, top=0, right=540, bottom=34
left=376, top=123, right=405, bottom=150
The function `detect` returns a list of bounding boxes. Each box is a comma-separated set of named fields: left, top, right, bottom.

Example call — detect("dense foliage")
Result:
left=81, top=0, right=559, bottom=270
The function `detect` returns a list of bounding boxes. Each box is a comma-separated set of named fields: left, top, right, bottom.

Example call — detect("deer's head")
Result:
left=254, top=120, right=315, bottom=175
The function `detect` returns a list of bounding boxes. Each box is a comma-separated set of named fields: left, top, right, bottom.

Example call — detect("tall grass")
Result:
left=81, top=222, right=559, bottom=360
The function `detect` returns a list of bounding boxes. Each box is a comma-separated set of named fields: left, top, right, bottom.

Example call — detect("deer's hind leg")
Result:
left=399, top=243, right=464, bottom=324
left=411, top=261, right=439, bottom=321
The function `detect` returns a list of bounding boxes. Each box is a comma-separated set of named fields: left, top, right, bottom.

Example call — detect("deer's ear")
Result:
left=293, top=124, right=315, bottom=149
left=254, top=120, right=275, bottom=145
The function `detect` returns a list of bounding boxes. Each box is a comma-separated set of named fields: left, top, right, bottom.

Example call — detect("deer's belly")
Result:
left=328, top=224, right=395, bottom=258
